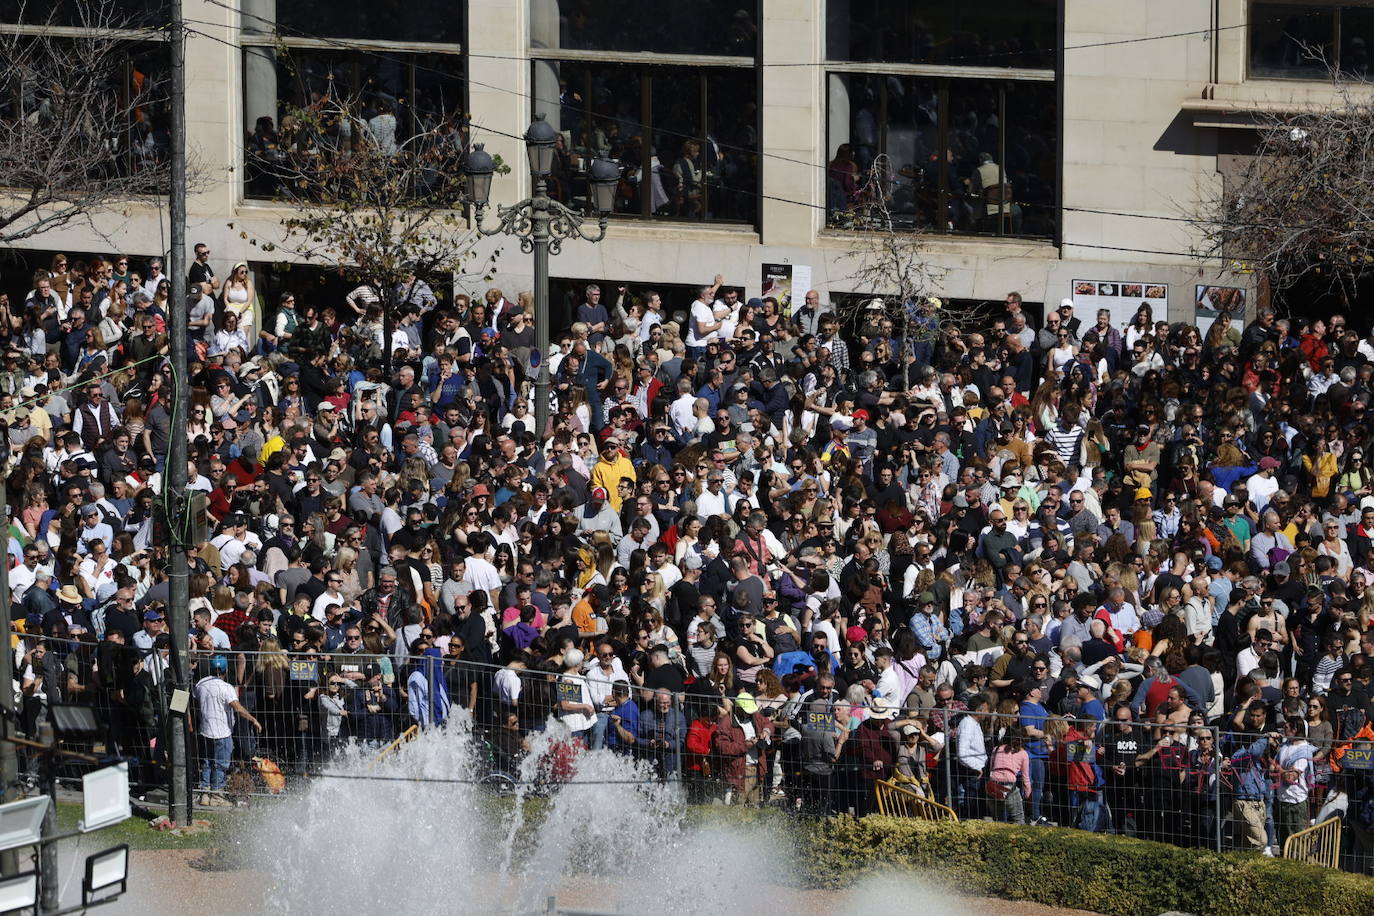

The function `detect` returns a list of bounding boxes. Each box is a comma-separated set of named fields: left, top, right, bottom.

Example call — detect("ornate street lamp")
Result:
left=465, top=114, right=619, bottom=435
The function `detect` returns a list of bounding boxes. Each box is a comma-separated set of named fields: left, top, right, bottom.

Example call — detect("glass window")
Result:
left=827, top=73, right=1055, bottom=239
left=1339, top=6, right=1374, bottom=75
left=828, top=0, right=1058, bottom=69
left=0, top=0, right=168, bottom=28
left=1249, top=3, right=1335, bottom=77
left=535, top=62, right=758, bottom=224
left=265, top=1, right=462, bottom=46
left=242, top=47, right=466, bottom=201
left=531, top=0, right=758, bottom=56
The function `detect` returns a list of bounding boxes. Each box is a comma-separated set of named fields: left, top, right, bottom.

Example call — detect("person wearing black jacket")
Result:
left=1214, top=590, right=1248, bottom=688
left=836, top=643, right=876, bottom=695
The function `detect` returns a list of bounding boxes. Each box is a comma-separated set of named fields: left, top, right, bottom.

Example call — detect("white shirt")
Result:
left=585, top=658, right=627, bottom=706
left=686, top=300, right=716, bottom=347
left=1277, top=740, right=1313, bottom=803
left=1247, top=471, right=1280, bottom=515
left=211, top=533, right=248, bottom=569
left=558, top=674, right=595, bottom=732
left=463, top=555, right=502, bottom=596
left=8, top=564, right=35, bottom=600
left=312, top=590, right=346, bottom=622
left=669, top=394, right=697, bottom=437
left=696, top=488, right=728, bottom=519
left=194, top=676, right=239, bottom=739
left=875, top=665, right=901, bottom=703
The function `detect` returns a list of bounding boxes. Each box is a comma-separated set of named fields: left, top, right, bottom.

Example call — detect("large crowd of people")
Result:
left=5, top=249, right=1374, bottom=867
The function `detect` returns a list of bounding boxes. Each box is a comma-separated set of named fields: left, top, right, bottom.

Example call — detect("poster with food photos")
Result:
left=1070, top=280, right=1169, bottom=332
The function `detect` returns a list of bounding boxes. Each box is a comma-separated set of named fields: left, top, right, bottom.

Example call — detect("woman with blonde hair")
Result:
left=221, top=262, right=256, bottom=337
left=255, top=637, right=291, bottom=756
left=335, top=546, right=365, bottom=603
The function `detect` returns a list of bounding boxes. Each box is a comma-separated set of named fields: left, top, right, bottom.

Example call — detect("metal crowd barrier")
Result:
left=1284, top=817, right=1342, bottom=869
left=12, top=629, right=1374, bottom=876
left=875, top=778, right=958, bottom=822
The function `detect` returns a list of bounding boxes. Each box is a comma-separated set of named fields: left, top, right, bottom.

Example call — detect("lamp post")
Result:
left=465, top=113, right=619, bottom=437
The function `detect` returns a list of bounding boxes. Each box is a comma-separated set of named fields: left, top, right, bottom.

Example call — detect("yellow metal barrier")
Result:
left=371, top=725, right=420, bottom=768
left=1282, top=817, right=1341, bottom=868
left=874, top=779, right=959, bottom=822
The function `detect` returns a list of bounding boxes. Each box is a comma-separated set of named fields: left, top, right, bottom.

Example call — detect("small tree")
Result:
left=0, top=0, right=175, bottom=243
left=839, top=156, right=990, bottom=376
left=241, top=73, right=500, bottom=373
left=1195, top=63, right=1374, bottom=305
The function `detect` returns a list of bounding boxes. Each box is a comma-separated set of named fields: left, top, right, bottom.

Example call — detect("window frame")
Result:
left=238, top=26, right=468, bottom=203
left=823, top=71, right=1058, bottom=241
left=528, top=1, right=762, bottom=230
left=1246, top=0, right=1374, bottom=79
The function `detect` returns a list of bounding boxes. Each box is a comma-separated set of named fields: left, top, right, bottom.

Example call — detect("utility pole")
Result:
left=0, top=497, right=17, bottom=879
left=165, top=0, right=193, bottom=828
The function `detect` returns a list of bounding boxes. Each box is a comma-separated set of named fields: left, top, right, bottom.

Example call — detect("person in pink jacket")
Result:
left=988, top=731, right=1032, bottom=824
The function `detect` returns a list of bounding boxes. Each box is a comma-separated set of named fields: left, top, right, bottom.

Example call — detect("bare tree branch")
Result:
left=0, top=0, right=176, bottom=245
left=242, top=65, right=498, bottom=369
left=1194, top=49, right=1374, bottom=303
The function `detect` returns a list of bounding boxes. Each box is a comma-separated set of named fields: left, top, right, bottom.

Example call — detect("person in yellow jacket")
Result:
left=590, top=437, right=635, bottom=511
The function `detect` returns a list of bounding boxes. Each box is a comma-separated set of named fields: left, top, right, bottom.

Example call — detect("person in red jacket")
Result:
left=712, top=692, right=774, bottom=806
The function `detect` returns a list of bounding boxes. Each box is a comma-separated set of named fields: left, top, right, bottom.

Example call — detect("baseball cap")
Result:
left=899, top=724, right=919, bottom=737
left=1259, top=456, right=1281, bottom=470
left=683, top=552, right=704, bottom=571
left=845, top=625, right=868, bottom=644
left=1272, top=561, right=1291, bottom=577
left=851, top=409, right=870, bottom=423
left=919, top=591, right=936, bottom=605
left=143, top=610, right=164, bottom=621
left=590, top=486, right=609, bottom=501
left=1205, top=556, right=1223, bottom=571
left=1135, top=487, right=1152, bottom=500
left=831, top=415, right=852, bottom=430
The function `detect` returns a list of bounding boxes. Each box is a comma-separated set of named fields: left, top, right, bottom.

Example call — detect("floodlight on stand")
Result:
left=524, top=113, right=557, bottom=177
left=81, top=763, right=131, bottom=832
left=588, top=158, right=620, bottom=216
left=50, top=703, right=101, bottom=742
left=0, top=871, right=37, bottom=911
left=0, top=796, right=49, bottom=852
left=463, top=143, right=495, bottom=208
left=83, top=844, right=129, bottom=907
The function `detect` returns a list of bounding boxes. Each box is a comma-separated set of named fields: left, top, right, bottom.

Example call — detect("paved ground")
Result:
left=78, top=848, right=1101, bottom=916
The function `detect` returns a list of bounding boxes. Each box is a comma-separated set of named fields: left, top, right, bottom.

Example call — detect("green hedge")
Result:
left=807, top=816, right=1374, bottom=916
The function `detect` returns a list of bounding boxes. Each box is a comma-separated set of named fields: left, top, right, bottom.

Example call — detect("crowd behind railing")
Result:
left=12, top=628, right=1374, bottom=873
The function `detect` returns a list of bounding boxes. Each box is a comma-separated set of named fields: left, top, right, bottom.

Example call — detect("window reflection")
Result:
left=827, top=73, right=1056, bottom=239
left=538, top=62, right=757, bottom=224
left=531, top=0, right=758, bottom=56
left=243, top=47, right=466, bottom=202
left=0, top=0, right=168, bottom=27
left=272, top=0, right=462, bottom=45
left=827, top=0, right=1057, bottom=68
left=1249, top=3, right=1334, bottom=77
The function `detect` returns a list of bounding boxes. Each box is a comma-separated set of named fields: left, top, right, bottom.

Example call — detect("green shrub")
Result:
left=806, top=816, right=1374, bottom=916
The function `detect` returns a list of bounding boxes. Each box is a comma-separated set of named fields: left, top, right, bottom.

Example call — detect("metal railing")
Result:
left=1283, top=817, right=1342, bottom=868
left=372, top=725, right=419, bottom=766
left=875, top=778, right=958, bottom=822
left=14, top=630, right=1374, bottom=876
